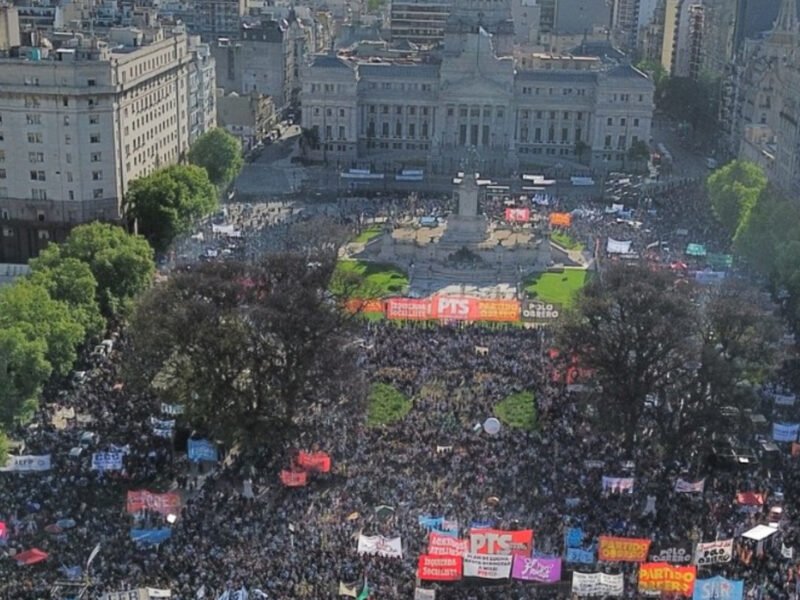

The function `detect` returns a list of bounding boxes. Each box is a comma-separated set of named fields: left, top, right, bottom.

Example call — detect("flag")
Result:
left=338, top=582, right=357, bottom=598
left=86, top=542, right=101, bottom=570
left=357, top=578, right=370, bottom=600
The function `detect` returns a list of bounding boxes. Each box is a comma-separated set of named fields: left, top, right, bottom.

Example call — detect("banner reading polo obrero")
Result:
left=417, top=555, right=462, bottom=581
left=126, top=490, right=182, bottom=516
left=597, top=536, right=651, bottom=562
left=385, top=297, right=431, bottom=320
left=571, top=572, right=624, bottom=596
left=512, top=556, right=562, bottom=582
left=356, top=534, right=403, bottom=558
left=470, top=528, right=534, bottom=556
left=463, top=553, right=513, bottom=579
left=692, top=576, right=744, bottom=600
left=638, top=562, right=697, bottom=597
left=428, top=531, right=469, bottom=556
left=550, top=212, right=572, bottom=227
left=694, top=539, right=733, bottom=565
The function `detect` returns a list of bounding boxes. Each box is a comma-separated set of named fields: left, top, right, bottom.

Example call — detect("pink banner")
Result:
left=428, top=531, right=469, bottom=556
left=511, top=556, right=561, bottom=582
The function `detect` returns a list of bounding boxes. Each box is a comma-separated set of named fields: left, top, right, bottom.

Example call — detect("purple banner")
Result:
left=511, top=556, right=562, bottom=582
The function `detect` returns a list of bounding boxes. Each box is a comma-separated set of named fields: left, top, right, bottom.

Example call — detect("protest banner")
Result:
left=565, top=546, right=595, bottom=564
left=549, top=212, right=572, bottom=227
left=431, top=296, right=477, bottom=321
left=694, top=539, right=733, bottom=565
left=102, top=591, right=142, bottom=600
left=150, top=417, right=175, bottom=439
left=648, top=542, right=693, bottom=564
left=772, top=423, right=800, bottom=442
left=419, top=516, right=445, bottom=530
left=130, top=528, right=172, bottom=545
left=187, top=439, right=218, bottom=462
left=565, top=527, right=584, bottom=548
left=385, top=298, right=432, bottom=320
left=296, top=451, right=331, bottom=473
left=126, top=491, right=182, bottom=516
left=463, top=553, right=513, bottom=579
left=571, top=572, right=624, bottom=596
left=772, top=393, right=796, bottom=407
left=638, top=562, right=697, bottom=596
left=583, top=460, right=605, bottom=469
left=675, top=478, right=705, bottom=493
left=735, top=492, right=766, bottom=505
left=597, top=536, right=651, bottom=562
left=505, top=207, right=531, bottom=222
left=511, top=556, right=562, bottom=582
left=476, top=299, right=520, bottom=322
left=469, top=528, right=534, bottom=556
left=0, top=454, right=51, bottom=472
left=0, top=521, right=6, bottom=541
left=357, top=535, right=403, bottom=559
left=414, top=588, right=436, bottom=600
left=279, top=470, right=308, bottom=487
left=345, top=299, right=384, bottom=314
left=417, top=555, right=462, bottom=581
left=160, top=403, right=185, bottom=416
left=521, top=301, right=561, bottom=323
left=428, top=532, right=468, bottom=556
left=91, top=452, right=124, bottom=471
left=606, top=238, right=633, bottom=254
left=692, top=576, right=744, bottom=600
left=601, top=476, right=634, bottom=493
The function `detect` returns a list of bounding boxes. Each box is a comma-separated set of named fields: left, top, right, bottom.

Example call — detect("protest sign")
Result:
left=735, top=492, right=766, bottom=505
left=414, top=588, right=436, bottom=600
left=296, top=451, right=331, bottom=472
left=648, top=542, right=693, bottom=564
left=694, top=539, right=733, bottom=565
left=428, top=532, right=468, bottom=556
left=126, top=491, right=182, bottom=516
left=571, top=572, right=624, bottom=596
left=505, top=207, right=531, bottom=222
left=511, top=556, right=561, bottom=582
left=692, top=576, right=744, bottom=600
left=357, top=535, right=403, bottom=558
left=772, top=423, right=800, bottom=442
left=91, top=452, right=124, bottom=471
left=469, top=528, right=533, bottom=556
left=187, top=439, right=218, bottom=462
left=565, top=527, right=585, bottom=548
left=386, top=298, right=432, bottom=320
left=417, top=555, right=462, bottom=581
left=160, top=403, right=185, bottom=416
left=279, top=470, right=307, bottom=487
left=550, top=213, right=572, bottom=227
left=675, top=478, right=705, bottom=493
left=463, top=553, right=513, bottom=579
left=601, top=476, right=634, bottom=493
left=565, top=546, right=595, bottom=564
left=0, top=454, right=51, bottom=472
left=638, top=562, right=697, bottom=596
left=597, top=536, right=651, bottom=562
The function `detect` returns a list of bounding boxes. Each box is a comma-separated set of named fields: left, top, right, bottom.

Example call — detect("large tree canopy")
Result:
left=187, top=128, right=243, bottom=189
left=126, top=254, right=361, bottom=451
left=707, top=160, right=768, bottom=239
left=0, top=327, right=51, bottom=427
left=125, top=165, right=218, bottom=252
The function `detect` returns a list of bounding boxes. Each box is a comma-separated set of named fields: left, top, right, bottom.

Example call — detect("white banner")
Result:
left=772, top=423, right=799, bottom=442
left=356, top=534, right=403, bottom=558
left=414, top=589, right=436, bottom=600
left=463, top=553, right=513, bottom=579
left=773, top=393, right=796, bottom=406
left=160, top=403, right=185, bottom=415
left=601, top=476, right=634, bottom=493
left=91, top=452, right=124, bottom=471
left=674, top=478, right=705, bottom=493
left=606, top=238, right=632, bottom=254
left=694, top=539, right=733, bottom=565
left=571, top=572, right=624, bottom=596
left=0, top=454, right=51, bottom=472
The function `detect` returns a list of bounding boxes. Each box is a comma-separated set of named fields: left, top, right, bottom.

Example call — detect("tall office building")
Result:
left=389, top=0, right=453, bottom=45
left=0, top=29, right=216, bottom=262
left=196, top=0, right=246, bottom=39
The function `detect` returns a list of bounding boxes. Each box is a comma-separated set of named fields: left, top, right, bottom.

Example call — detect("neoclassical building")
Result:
left=300, top=0, right=654, bottom=175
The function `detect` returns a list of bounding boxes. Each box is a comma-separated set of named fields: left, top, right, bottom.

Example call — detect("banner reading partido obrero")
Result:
left=638, top=562, right=697, bottom=596
left=597, top=536, right=651, bottom=562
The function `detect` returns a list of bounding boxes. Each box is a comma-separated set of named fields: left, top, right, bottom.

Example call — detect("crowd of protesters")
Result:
left=0, top=180, right=798, bottom=600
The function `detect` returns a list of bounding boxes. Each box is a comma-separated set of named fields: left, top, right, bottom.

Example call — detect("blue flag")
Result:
left=130, top=528, right=172, bottom=545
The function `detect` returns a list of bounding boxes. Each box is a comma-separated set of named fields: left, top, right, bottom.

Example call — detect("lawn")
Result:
left=551, top=230, right=585, bottom=252
left=367, top=383, right=412, bottom=426
left=494, top=391, right=537, bottom=430
left=523, top=268, right=589, bottom=307
left=332, top=260, right=409, bottom=298
left=352, top=224, right=383, bottom=244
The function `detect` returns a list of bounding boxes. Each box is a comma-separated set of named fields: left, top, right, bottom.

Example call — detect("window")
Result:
left=382, top=123, right=389, bottom=138
left=26, top=114, right=41, bottom=125
left=30, top=170, right=46, bottom=181
left=421, top=121, right=428, bottom=139
left=604, top=135, right=612, bottom=148
left=0, top=168, right=6, bottom=178
left=31, top=188, right=47, bottom=200
left=28, top=152, right=43, bottom=162
left=93, top=188, right=103, bottom=199
left=422, top=107, right=429, bottom=116
left=66, top=153, right=72, bottom=164
left=90, top=134, right=100, bottom=143
left=91, top=152, right=102, bottom=162
left=325, top=125, right=332, bottom=140
left=633, top=118, right=640, bottom=127
left=339, top=109, right=345, bottom=117
left=408, top=123, right=415, bottom=138
left=64, top=115, right=70, bottom=126
left=68, top=191, right=75, bottom=200
left=38, top=230, right=49, bottom=240
left=639, top=94, right=644, bottom=102
left=550, top=111, right=556, bottom=120
left=561, top=128, right=568, bottom=143
left=548, top=127, right=555, bottom=143
left=447, top=107, right=454, bottom=117
left=497, top=108, right=504, bottom=119
left=65, top=135, right=72, bottom=145
left=338, top=126, right=345, bottom=140
left=620, top=118, right=627, bottom=126
left=66, top=172, right=73, bottom=182
left=575, top=128, right=582, bottom=142
left=92, top=171, right=103, bottom=180
left=62, top=97, right=69, bottom=107
left=395, top=121, right=402, bottom=137
left=563, top=112, right=569, bottom=120
left=27, top=132, right=43, bottom=143
left=607, top=117, right=613, bottom=126
left=88, top=78, right=96, bottom=86
left=618, top=135, right=626, bottom=149
left=24, top=97, right=40, bottom=108
left=326, top=108, right=332, bottom=117
left=0, top=150, right=4, bottom=161
left=536, top=111, right=542, bottom=119
left=396, top=106, right=403, bottom=115
left=89, top=115, right=100, bottom=124
left=382, top=105, right=389, bottom=114
left=409, top=106, right=416, bottom=116
left=534, top=127, right=541, bottom=142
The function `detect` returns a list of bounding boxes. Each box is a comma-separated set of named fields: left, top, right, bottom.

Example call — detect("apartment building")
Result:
left=0, top=28, right=216, bottom=262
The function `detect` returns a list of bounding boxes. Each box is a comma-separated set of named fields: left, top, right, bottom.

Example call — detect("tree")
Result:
left=28, top=257, right=105, bottom=339
left=0, top=431, right=8, bottom=467
left=557, top=264, right=696, bottom=453
left=707, top=160, right=767, bottom=239
left=126, top=254, right=361, bottom=452
left=0, top=327, right=51, bottom=426
left=0, top=280, right=85, bottom=377
left=657, top=76, right=719, bottom=133
left=636, top=59, right=668, bottom=90
left=125, top=165, right=218, bottom=252
left=574, top=140, right=589, bottom=163
left=187, top=128, right=243, bottom=189
left=36, top=223, right=155, bottom=317
left=626, top=140, right=650, bottom=169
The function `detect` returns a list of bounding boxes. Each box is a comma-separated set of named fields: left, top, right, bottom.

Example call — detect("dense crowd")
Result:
left=1, top=181, right=798, bottom=600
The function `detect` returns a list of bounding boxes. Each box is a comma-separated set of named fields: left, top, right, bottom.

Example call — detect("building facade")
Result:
left=301, top=29, right=654, bottom=175
left=0, top=29, right=216, bottom=262
left=389, top=0, right=452, bottom=45
left=216, top=91, right=276, bottom=150
left=195, top=0, right=246, bottom=40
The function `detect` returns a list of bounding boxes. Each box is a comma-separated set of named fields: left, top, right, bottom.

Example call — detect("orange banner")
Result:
left=638, top=562, right=696, bottom=596
left=126, top=490, right=182, bottom=515
left=280, top=470, right=308, bottom=487
left=549, top=212, right=572, bottom=227
left=598, top=536, right=651, bottom=562
left=345, top=299, right=384, bottom=314
left=476, top=299, right=521, bottom=322
left=296, top=451, right=331, bottom=473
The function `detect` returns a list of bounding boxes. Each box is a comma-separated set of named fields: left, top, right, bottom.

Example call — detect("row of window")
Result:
left=520, top=87, right=588, bottom=97
left=519, top=127, right=583, bottom=144
left=0, top=169, right=102, bottom=181
left=365, top=81, right=433, bottom=92
left=521, top=110, right=584, bottom=121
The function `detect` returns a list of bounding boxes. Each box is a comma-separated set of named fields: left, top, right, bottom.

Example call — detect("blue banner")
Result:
left=693, top=577, right=744, bottom=600
left=565, top=546, right=595, bottom=564
left=470, top=519, right=494, bottom=529
left=130, top=528, right=172, bottom=545
left=188, top=439, right=218, bottom=462
left=565, top=527, right=584, bottom=548
left=418, top=516, right=444, bottom=530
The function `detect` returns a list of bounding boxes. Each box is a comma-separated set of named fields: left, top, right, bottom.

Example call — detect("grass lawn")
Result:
left=352, top=224, right=383, bottom=244
left=494, top=391, right=537, bottom=430
left=523, top=268, right=589, bottom=307
left=332, top=260, right=409, bottom=298
left=551, top=230, right=585, bottom=252
left=367, top=383, right=412, bottom=426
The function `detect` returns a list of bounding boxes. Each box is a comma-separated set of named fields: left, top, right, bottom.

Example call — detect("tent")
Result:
left=742, top=524, right=779, bottom=541
left=15, top=548, right=48, bottom=565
